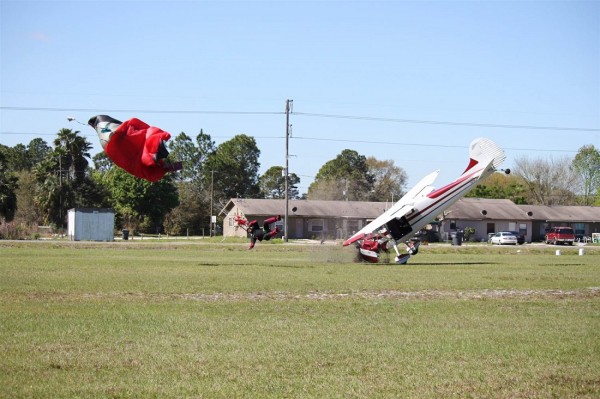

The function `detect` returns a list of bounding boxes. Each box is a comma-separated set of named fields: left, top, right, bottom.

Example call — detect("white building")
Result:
left=67, top=208, right=115, bottom=241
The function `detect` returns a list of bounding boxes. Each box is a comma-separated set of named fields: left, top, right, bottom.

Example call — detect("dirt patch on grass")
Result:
left=177, top=287, right=600, bottom=302
left=14, top=287, right=600, bottom=303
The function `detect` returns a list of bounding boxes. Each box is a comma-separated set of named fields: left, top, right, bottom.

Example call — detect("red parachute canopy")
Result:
left=88, top=115, right=181, bottom=182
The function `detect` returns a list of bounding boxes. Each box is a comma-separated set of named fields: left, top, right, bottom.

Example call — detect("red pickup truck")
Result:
left=545, top=227, right=575, bottom=245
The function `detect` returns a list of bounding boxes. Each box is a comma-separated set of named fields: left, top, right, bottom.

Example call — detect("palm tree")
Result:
left=0, top=151, right=18, bottom=221
left=32, top=129, right=94, bottom=228
left=54, top=129, right=92, bottom=182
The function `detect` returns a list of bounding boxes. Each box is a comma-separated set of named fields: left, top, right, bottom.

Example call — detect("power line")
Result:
left=293, top=112, right=600, bottom=132
left=0, top=106, right=282, bottom=116
left=2, top=105, right=598, bottom=132
left=292, top=136, right=578, bottom=153
left=1, top=132, right=77, bottom=136
left=0, top=131, right=580, bottom=153
left=0, top=131, right=284, bottom=140
left=294, top=136, right=463, bottom=148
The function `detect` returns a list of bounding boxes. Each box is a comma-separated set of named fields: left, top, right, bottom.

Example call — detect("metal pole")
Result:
left=210, top=170, right=214, bottom=237
left=284, top=99, right=292, bottom=242
left=59, top=154, right=62, bottom=228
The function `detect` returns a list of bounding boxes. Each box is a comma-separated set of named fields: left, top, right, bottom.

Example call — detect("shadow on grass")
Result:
left=379, top=262, right=501, bottom=266
left=196, top=262, right=316, bottom=268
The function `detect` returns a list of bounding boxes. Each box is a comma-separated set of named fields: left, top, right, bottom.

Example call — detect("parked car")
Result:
left=545, top=227, right=575, bottom=245
left=509, top=231, right=525, bottom=245
left=490, top=232, right=518, bottom=245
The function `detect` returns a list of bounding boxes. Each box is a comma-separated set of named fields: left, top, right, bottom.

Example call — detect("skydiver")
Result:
left=234, top=215, right=281, bottom=249
left=87, top=114, right=183, bottom=181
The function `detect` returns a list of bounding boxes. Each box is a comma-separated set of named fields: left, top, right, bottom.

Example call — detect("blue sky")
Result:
left=1, top=0, right=599, bottom=195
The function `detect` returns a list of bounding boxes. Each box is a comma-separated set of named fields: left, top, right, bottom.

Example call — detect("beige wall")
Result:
left=222, top=206, right=248, bottom=238
left=222, top=205, right=367, bottom=240
left=441, top=219, right=533, bottom=242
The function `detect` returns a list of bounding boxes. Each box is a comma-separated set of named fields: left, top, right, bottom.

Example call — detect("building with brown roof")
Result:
left=220, top=198, right=600, bottom=243
left=220, top=198, right=394, bottom=240
left=439, top=198, right=533, bottom=242
left=517, top=204, right=600, bottom=241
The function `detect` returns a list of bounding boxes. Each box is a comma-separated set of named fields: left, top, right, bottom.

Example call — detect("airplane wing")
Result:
left=342, top=170, right=439, bottom=247
left=342, top=204, right=415, bottom=246
left=397, top=169, right=439, bottom=201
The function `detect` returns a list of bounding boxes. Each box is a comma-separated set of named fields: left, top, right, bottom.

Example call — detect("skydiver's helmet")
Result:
left=155, top=140, right=170, bottom=162
left=88, top=115, right=123, bottom=149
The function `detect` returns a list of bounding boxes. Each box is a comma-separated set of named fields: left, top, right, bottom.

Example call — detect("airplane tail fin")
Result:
left=462, top=138, right=506, bottom=175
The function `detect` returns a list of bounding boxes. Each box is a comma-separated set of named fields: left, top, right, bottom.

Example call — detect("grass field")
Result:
left=1, top=240, right=599, bottom=398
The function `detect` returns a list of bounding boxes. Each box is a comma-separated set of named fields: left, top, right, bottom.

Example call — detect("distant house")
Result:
left=440, top=198, right=533, bottom=242
left=220, top=198, right=393, bottom=240
left=401, top=198, right=600, bottom=243
left=220, top=198, right=600, bottom=243
left=517, top=204, right=600, bottom=242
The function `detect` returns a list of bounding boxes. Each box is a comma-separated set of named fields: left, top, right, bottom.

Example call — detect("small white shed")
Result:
left=67, top=208, right=115, bottom=241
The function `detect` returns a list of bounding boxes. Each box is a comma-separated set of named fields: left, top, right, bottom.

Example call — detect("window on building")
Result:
left=519, top=223, right=527, bottom=235
left=574, top=223, right=585, bottom=236
left=347, top=219, right=360, bottom=234
left=275, top=219, right=284, bottom=234
left=487, top=223, right=495, bottom=234
left=308, top=219, right=325, bottom=232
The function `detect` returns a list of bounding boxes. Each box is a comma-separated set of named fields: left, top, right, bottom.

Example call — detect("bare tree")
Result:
left=307, top=178, right=346, bottom=201
left=513, top=155, right=579, bottom=205
left=366, top=157, right=408, bottom=202
left=572, top=144, right=600, bottom=206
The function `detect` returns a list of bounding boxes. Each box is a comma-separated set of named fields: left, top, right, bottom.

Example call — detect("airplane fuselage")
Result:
left=391, top=162, right=495, bottom=243
left=344, top=137, right=506, bottom=264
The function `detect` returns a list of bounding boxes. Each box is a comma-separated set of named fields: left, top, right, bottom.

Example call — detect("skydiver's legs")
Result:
left=262, top=215, right=281, bottom=241
left=249, top=235, right=257, bottom=249
left=162, top=161, right=183, bottom=172
left=263, top=228, right=279, bottom=241
left=154, top=140, right=183, bottom=172
left=262, top=215, right=281, bottom=231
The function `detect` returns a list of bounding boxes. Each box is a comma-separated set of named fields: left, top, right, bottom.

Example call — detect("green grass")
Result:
left=1, top=241, right=599, bottom=398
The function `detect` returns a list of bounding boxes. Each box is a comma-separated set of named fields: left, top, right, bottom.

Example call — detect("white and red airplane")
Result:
left=343, top=137, right=507, bottom=264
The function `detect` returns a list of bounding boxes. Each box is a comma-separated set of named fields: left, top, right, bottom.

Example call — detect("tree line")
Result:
left=465, top=145, right=600, bottom=207
left=0, top=127, right=407, bottom=236
left=1, top=127, right=599, bottom=237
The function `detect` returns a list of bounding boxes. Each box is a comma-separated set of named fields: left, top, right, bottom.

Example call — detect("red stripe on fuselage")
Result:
left=344, top=168, right=481, bottom=246
left=426, top=168, right=481, bottom=199
left=405, top=172, right=480, bottom=228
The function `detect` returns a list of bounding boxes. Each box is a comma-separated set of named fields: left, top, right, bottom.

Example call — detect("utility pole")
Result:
left=59, top=152, right=62, bottom=229
left=284, top=99, right=293, bottom=242
left=210, top=170, right=214, bottom=237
